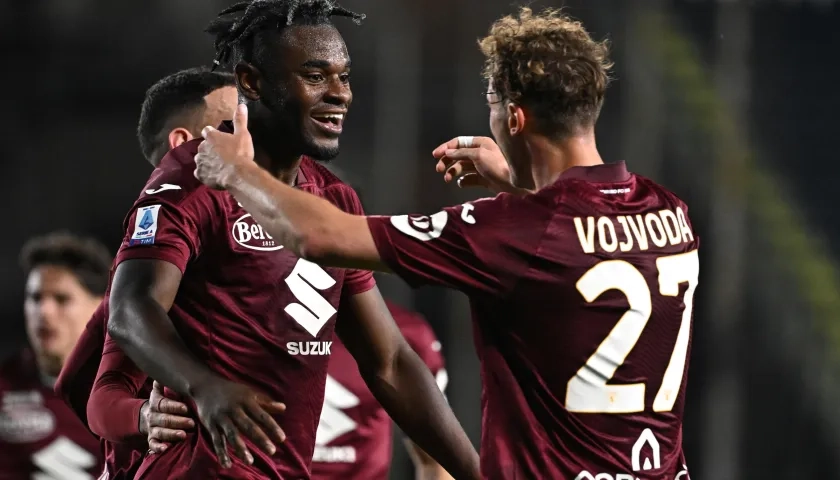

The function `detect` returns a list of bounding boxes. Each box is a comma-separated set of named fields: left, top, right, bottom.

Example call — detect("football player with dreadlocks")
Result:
left=92, top=1, right=479, bottom=479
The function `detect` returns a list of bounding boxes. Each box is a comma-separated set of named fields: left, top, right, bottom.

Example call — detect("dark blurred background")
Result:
left=3, top=0, right=840, bottom=478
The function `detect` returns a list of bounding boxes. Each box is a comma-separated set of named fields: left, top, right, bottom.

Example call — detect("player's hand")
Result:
left=142, top=381, right=195, bottom=454
left=432, top=136, right=514, bottom=193
left=195, top=103, right=255, bottom=190
left=191, top=377, right=286, bottom=468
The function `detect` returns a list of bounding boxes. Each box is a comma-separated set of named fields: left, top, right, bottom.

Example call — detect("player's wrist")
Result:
left=138, top=400, right=150, bottom=435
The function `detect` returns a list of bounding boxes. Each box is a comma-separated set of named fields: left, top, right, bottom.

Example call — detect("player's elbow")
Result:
left=107, top=297, right=141, bottom=349
left=295, top=221, right=343, bottom=265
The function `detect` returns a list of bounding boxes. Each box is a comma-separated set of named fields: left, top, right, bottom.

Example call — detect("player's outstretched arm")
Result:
left=108, top=259, right=287, bottom=467
left=194, top=104, right=385, bottom=272
left=336, top=288, right=480, bottom=480
left=55, top=302, right=107, bottom=426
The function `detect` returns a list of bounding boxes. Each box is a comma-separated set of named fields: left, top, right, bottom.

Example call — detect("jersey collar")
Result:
left=558, top=161, right=631, bottom=182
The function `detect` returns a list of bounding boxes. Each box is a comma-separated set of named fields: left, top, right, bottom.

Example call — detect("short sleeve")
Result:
left=366, top=193, right=551, bottom=296
left=326, top=185, right=376, bottom=296
left=115, top=196, right=206, bottom=274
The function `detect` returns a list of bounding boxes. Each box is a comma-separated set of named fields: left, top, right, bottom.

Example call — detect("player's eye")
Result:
left=339, top=73, right=351, bottom=84
left=305, top=73, right=325, bottom=83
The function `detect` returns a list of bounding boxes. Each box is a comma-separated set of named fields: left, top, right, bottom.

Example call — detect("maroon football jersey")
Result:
left=114, top=135, right=375, bottom=480
left=56, top=298, right=148, bottom=480
left=311, top=300, right=446, bottom=480
left=0, top=350, right=103, bottom=480
left=367, top=162, right=698, bottom=480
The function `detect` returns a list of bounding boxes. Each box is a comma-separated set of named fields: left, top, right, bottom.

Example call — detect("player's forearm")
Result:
left=415, top=464, right=455, bottom=480
left=362, top=344, right=479, bottom=480
left=108, top=296, right=216, bottom=398
left=224, top=162, right=323, bottom=257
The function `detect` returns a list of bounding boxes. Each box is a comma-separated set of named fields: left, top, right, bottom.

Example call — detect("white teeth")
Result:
left=314, top=114, right=344, bottom=121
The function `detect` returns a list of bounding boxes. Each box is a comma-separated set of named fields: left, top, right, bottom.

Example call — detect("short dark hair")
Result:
left=137, top=67, right=236, bottom=164
left=206, top=0, right=365, bottom=70
left=19, top=232, right=112, bottom=296
left=479, top=8, right=613, bottom=138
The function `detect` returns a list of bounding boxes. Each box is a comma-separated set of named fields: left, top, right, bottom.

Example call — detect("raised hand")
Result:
left=143, top=381, right=195, bottom=454
left=191, top=377, right=287, bottom=468
left=432, top=136, right=515, bottom=193
left=195, top=103, right=255, bottom=190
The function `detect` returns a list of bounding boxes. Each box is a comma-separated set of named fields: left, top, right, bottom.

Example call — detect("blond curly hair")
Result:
left=479, top=7, right=613, bottom=138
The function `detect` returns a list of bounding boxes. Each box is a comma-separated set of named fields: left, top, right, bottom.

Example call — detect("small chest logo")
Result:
left=231, top=213, right=283, bottom=251
left=0, top=391, right=56, bottom=443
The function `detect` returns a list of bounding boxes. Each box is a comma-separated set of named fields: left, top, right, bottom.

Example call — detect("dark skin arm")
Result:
left=108, top=259, right=286, bottom=467
left=336, top=288, right=479, bottom=480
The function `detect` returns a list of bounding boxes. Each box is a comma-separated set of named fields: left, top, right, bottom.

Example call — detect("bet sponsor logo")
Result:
left=231, top=213, right=283, bottom=251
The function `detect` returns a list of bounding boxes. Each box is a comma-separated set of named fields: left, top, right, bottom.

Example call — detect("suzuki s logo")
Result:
left=232, top=213, right=283, bottom=251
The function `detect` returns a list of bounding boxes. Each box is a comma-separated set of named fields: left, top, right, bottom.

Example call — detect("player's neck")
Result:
left=526, top=131, right=603, bottom=190
left=253, top=145, right=304, bottom=187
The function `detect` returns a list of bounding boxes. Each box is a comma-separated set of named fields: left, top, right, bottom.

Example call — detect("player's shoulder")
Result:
left=135, top=139, right=210, bottom=207
left=633, top=173, right=691, bottom=211
left=298, top=158, right=363, bottom=212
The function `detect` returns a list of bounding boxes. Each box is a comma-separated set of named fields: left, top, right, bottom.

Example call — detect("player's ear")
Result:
left=168, top=128, right=193, bottom=150
left=234, top=62, right=262, bottom=101
left=507, top=103, right=526, bottom=136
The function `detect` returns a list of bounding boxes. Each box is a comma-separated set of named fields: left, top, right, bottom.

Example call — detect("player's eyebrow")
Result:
left=301, top=59, right=351, bottom=69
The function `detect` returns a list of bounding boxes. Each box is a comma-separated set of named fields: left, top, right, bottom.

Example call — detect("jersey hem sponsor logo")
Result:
left=312, top=445, right=357, bottom=463
left=129, top=205, right=161, bottom=246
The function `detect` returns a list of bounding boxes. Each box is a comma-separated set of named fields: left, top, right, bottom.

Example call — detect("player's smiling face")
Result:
left=254, top=24, right=352, bottom=162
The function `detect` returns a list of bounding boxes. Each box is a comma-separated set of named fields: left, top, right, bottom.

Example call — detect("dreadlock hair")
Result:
left=206, top=0, right=365, bottom=71
left=137, top=67, right=236, bottom=165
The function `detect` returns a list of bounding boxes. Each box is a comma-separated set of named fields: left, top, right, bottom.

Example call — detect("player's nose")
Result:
left=323, top=80, right=351, bottom=106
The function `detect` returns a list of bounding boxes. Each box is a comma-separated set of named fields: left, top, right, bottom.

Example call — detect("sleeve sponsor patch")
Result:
left=129, top=205, right=161, bottom=246
left=390, top=211, right=449, bottom=241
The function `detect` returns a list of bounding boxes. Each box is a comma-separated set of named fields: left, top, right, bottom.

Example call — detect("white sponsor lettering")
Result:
left=231, top=213, right=283, bottom=251
left=573, top=208, right=694, bottom=254
left=286, top=341, right=332, bottom=356
left=574, top=473, right=636, bottom=480
left=391, top=211, right=448, bottom=241
left=312, top=446, right=357, bottom=463
left=460, top=203, right=476, bottom=224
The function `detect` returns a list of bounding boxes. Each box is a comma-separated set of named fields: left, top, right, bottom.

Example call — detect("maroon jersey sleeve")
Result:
left=115, top=164, right=212, bottom=273
left=327, top=185, right=376, bottom=296
left=54, top=299, right=106, bottom=426
left=367, top=194, right=553, bottom=296
left=86, top=334, right=148, bottom=444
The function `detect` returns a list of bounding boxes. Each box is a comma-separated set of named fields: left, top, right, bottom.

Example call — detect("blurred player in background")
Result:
left=95, top=1, right=478, bottom=479
left=53, top=66, right=238, bottom=480
left=0, top=232, right=109, bottom=479
left=195, top=7, right=699, bottom=480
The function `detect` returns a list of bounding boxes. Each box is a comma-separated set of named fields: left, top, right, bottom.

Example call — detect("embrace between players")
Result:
left=53, top=1, right=698, bottom=479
